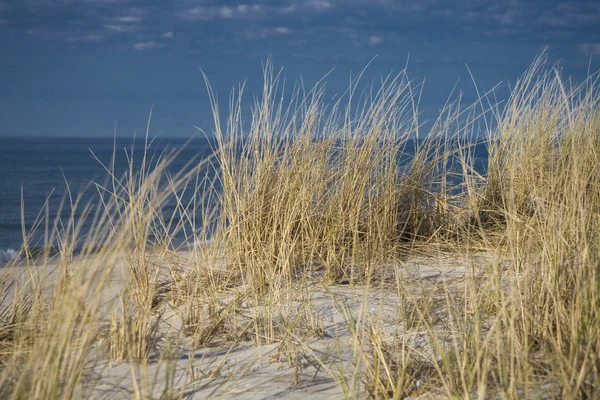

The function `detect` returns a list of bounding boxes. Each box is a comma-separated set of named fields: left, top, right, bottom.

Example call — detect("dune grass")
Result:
left=0, top=52, right=599, bottom=399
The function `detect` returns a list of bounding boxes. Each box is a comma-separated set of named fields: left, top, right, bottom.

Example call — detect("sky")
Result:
left=0, top=0, right=599, bottom=137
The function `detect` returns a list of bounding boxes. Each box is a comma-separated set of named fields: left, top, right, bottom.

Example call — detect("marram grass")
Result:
left=0, top=53, right=599, bottom=399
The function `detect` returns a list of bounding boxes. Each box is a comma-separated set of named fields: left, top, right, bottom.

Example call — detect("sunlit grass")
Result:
left=0, top=52, right=598, bottom=399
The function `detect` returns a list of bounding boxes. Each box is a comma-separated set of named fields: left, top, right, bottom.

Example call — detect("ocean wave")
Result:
left=0, top=248, right=20, bottom=264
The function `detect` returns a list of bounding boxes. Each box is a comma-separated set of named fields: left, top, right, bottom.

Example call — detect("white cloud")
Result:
left=83, top=0, right=129, bottom=3
left=66, top=33, right=103, bottom=43
left=539, top=10, right=600, bottom=28
left=133, top=41, right=157, bottom=51
left=245, top=27, right=294, bottom=39
left=178, top=6, right=234, bottom=21
left=306, top=0, right=332, bottom=11
left=237, top=4, right=261, bottom=14
left=176, top=1, right=339, bottom=22
left=578, top=42, right=600, bottom=55
left=368, top=35, right=383, bottom=45
left=115, top=16, right=141, bottom=23
left=178, top=4, right=265, bottom=21
left=161, top=31, right=174, bottom=39
left=219, top=6, right=233, bottom=18
left=273, top=27, right=292, bottom=34
left=178, top=6, right=212, bottom=21
left=24, top=0, right=128, bottom=5
left=496, top=7, right=518, bottom=25
left=104, top=24, right=135, bottom=32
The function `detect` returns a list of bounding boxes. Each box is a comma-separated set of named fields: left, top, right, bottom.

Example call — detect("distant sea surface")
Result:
left=0, top=136, right=489, bottom=265
left=0, top=136, right=215, bottom=264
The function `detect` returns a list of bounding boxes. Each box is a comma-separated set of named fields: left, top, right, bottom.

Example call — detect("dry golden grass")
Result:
left=0, top=52, right=598, bottom=399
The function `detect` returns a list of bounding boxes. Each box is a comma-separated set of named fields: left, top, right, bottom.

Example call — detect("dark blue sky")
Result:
left=1, top=0, right=599, bottom=137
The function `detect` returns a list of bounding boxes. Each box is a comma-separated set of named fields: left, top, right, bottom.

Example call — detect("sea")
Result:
left=0, top=136, right=489, bottom=265
left=0, top=136, right=216, bottom=264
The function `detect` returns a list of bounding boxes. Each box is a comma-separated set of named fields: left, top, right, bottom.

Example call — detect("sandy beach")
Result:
left=2, top=249, right=501, bottom=399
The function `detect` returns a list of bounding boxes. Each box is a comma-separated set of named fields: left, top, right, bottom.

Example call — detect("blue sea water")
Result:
left=0, top=136, right=215, bottom=263
left=0, top=136, right=489, bottom=264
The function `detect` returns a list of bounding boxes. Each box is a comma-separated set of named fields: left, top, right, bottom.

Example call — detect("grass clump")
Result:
left=209, top=63, right=454, bottom=291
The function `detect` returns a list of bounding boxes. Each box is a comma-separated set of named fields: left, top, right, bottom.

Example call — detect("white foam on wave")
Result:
left=0, top=248, right=19, bottom=264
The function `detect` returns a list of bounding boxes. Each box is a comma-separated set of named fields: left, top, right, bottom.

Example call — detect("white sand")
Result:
left=1, top=250, right=501, bottom=399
